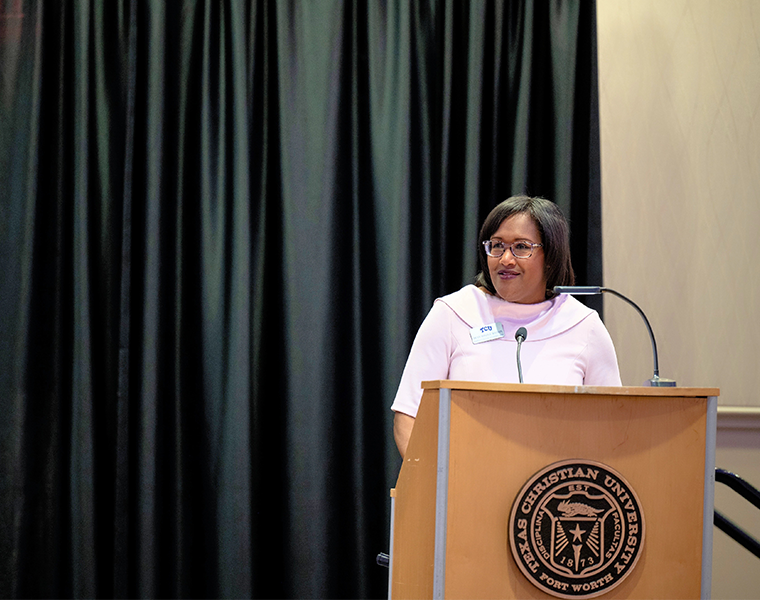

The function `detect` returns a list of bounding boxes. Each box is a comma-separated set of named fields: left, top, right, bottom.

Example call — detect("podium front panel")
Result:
left=390, top=383, right=718, bottom=600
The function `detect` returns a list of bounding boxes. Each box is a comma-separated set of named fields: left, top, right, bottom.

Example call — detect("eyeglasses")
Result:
left=483, top=239, right=543, bottom=259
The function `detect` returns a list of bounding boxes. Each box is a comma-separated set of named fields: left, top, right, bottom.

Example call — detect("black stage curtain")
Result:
left=0, top=1, right=601, bottom=598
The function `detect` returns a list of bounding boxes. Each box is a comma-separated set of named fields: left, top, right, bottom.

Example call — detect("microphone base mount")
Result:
left=646, top=376, right=677, bottom=387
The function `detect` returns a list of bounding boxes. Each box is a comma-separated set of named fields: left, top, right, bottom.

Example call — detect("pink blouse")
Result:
left=391, top=285, right=622, bottom=417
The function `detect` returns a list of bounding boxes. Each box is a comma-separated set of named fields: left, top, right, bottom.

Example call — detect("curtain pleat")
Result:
left=0, top=1, right=601, bottom=597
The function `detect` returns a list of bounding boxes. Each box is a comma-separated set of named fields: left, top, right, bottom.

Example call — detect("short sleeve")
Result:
left=390, top=300, right=456, bottom=417
left=582, top=313, right=622, bottom=386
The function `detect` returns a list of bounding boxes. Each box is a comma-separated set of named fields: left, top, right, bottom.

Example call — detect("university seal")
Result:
left=508, top=459, right=645, bottom=598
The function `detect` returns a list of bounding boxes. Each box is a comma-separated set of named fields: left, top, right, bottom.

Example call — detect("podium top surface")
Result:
left=421, top=380, right=720, bottom=398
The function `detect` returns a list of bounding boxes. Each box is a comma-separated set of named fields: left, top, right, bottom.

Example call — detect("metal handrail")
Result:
left=716, top=468, right=760, bottom=509
left=714, top=468, right=760, bottom=559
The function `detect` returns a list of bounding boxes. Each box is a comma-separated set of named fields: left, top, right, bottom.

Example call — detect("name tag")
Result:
left=469, top=322, right=505, bottom=344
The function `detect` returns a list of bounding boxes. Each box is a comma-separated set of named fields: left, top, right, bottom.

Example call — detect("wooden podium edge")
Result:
left=422, top=379, right=720, bottom=398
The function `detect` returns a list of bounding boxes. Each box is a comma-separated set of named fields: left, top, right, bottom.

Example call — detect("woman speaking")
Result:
left=391, top=196, right=621, bottom=457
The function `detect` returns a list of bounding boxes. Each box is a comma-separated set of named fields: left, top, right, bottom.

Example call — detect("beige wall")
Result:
left=597, top=1, right=760, bottom=597
left=598, top=0, right=760, bottom=402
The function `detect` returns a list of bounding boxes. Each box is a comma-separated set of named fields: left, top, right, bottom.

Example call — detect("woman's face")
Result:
left=487, top=213, right=547, bottom=304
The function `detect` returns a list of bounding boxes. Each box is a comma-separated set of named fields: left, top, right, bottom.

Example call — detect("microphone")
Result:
left=515, top=327, right=527, bottom=383
left=553, top=286, right=676, bottom=387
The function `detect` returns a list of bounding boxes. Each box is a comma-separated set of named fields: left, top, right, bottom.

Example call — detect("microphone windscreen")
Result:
left=515, top=327, right=527, bottom=342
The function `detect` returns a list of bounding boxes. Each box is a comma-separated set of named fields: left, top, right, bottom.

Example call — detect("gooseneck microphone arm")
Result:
left=515, top=327, right=527, bottom=384
left=553, top=286, right=676, bottom=387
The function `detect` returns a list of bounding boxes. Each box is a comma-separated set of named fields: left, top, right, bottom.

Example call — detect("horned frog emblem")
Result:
left=557, top=501, right=604, bottom=518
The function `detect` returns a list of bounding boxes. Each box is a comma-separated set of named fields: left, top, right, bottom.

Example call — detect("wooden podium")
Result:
left=388, top=381, right=719, bottom=599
